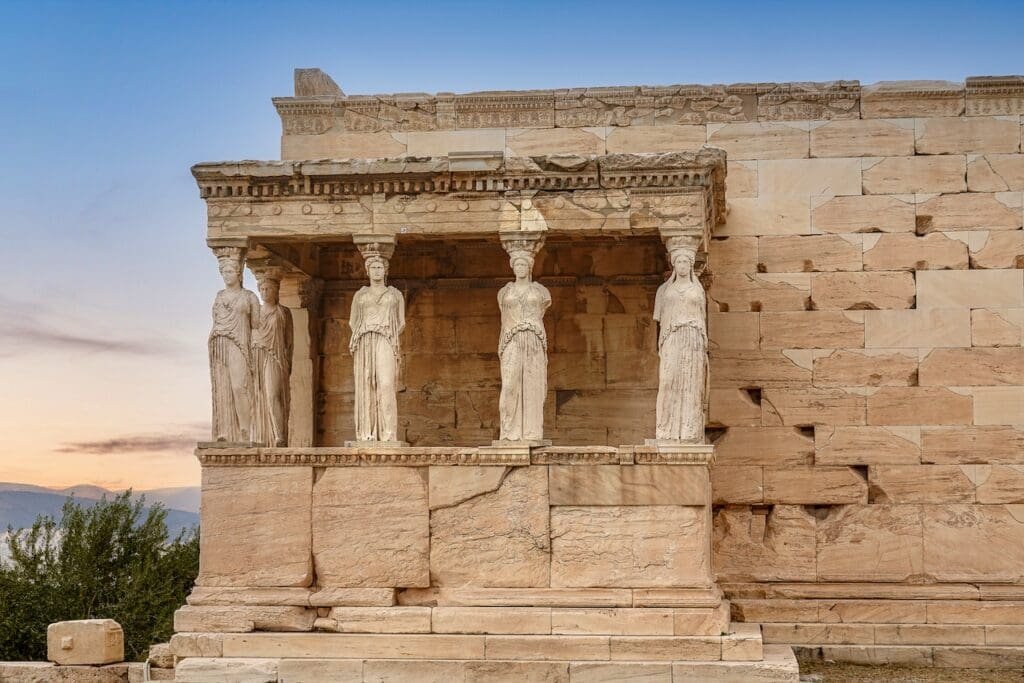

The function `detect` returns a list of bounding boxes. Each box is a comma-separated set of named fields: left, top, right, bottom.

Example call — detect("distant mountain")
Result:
left=0, top=482, right=200, bottom=539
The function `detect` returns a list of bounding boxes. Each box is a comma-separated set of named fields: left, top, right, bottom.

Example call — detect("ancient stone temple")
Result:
left=173, top=70, right=1024, bottom=681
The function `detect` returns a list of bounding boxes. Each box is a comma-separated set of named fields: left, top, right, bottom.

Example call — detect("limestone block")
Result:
left=864, top=309, right=971, bottom=348
left=761, top=387, right=865, bottom=426
left=505, top=127, right=605, bottom=156
left=712, top=465, right=764, bottom=504
left=708, top=388, right=763, bottom=427
left=731, top=599, right=819, bottom=623
left=975, top=465, right=1024, bottom=504
left=430, top=466, right=550, bottom=587
left=47, top=620, right=123, bottom=666
left=916, top=192, right=1024, bottom=232
left=550, top=608, right=674, bottom=636
left=175, top=658, right=278, bottom=682
left=464, top=661, right=570, bottom=682
left=720, top=197, right=810, bottom=237
left=917, top=269, right=1024, bottom=309
left=757, top=235, right=862, bottom=272
left=220, top=633, right=485, bottom=659
left=554, top=389, right=656, bottom=433
left=870, top=465, right=976, bottom=503
left=609, top=635, right=721, bottom=661
left=169, top=633, right=224, bottom=658
left=921, top=426, right=1024, bottom=464
left=713, top=505, right=816, bottom=582
left=811, top=194, right=915, bottom=233
left=874, top=623, right=985, bottom=645
left=815, top=426, right=921, bottom=465
left=757, top=159, right=861, bottom=197
left=970, top=230, right=1024, bottom=268
left=972, top=385, right=1023, bottom=426
left=861, top=156, right=966, bottom=194
left=173, top=606, right=316, bottom=633
left=148, top=643, right=174, bottom=669
left=549, top=465, right=707, bottom=506
left=820, top=645, right=933, bottom=666
left=967, top=153, right=1024, bottom=191
left=398, top=587, right=632, bottom=608
left=569, top=662, right=671, bottom=683
left=816, top=505, right=924, bottom=582
left=362, top=660, right=463, bottom=683
left=713, top=427, right=814, bottom=466
left=708, top=273, right=810, bottom=312
left=726, top=161, right=758, bottom=199
left=763, top=467, right=867, bottom=504
left=431, top=607, right=551, bottom=634
left=428, top=466, right=508, bottom=509
left=722, top=623, right=763, bottom=661
left=709, top=349, right=812, bottom=385
left=405, top=128, right=505, bottom=156
left=708, top=236, right=758, bottom=272
left=916, top=116, right=1021, bottom=155
left=972, top=309, right=1024, bottom=346
left=674, top=603, right=732, bottom=636
left=187, top=587, right=312, bottom=607
left=321, top=606, right=431, bottom=633
left=605, top=124, right=706, bottom=153
left=309, top=588, right=396, bottom=607
left=862, top=232, right=969, bottom=270
left=867, top=387, right=973, bottom=425
left=484, top=635, right=610, bottom=660
left=762, top=622, right=875, bottom=645
left=282, top=131, right=408, bottom=160
left=708, top=312, right=759, bottom=350
left=919, top=347, right=1024, bottom=385
left=672, top=644, right=800, bottom=681
left=198, top=467, right=313, bottom=587
left=811, top=272, right=915, bottom=310
left=925, top=505, right=1024, bottom=582
left=707, top=122, right=809, bottom=160
left=550, top=506, right=709, bottom=588
left=928, top=601, right=1024, bottom=625
left=932, top=645, right=1024, bottom=669
left=312, top=467, right=429, bottom=587
left=813, top=349, right=918, bottom=387
left=810, top=119, right=915, bottom=158
left=277, top=659, right=362, bottom=683
left=861, top=81, right=965, bottom=119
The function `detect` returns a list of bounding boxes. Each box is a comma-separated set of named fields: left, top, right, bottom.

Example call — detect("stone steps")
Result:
left=174, top=644, right=800, bottom=682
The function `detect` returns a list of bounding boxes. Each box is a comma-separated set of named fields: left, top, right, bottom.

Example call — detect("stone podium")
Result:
left=176, top=99, right=799, bottom=679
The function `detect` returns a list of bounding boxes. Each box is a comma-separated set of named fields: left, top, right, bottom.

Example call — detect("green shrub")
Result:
left=0, top=492, right=198, bottom=661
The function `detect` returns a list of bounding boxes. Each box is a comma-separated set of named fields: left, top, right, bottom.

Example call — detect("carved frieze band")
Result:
left=195, top=444, right=714, bottom=467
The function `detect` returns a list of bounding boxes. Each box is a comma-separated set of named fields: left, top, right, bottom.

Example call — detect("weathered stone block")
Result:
left=708, top=236, right=758, bottom=272
left=862, top=232, right=969, bottom=270
left=971, top=309, right=1024, bottom=346
left=199, top=467, right=313, bottom=587
left=861, top=81, right=965, bottom=119
left=757, top=235, right=862, bottom=272
left=312, top=467, right=429, bottom=587
left=708, top=312, right=760, bottom=350
left=967, top=153, right=1024, bottom=191
left=726, top=160, right=758, bottom=199
left=810, top=119, right=915, bottom=157
left=970, top=230, right=1024, bottom=268
left=710, top=349, right=812, bottom=385
left=722, top=623, right=763, bottom=661
left=864, top=309, right=971, bottom=348
left=362, top=660, right=464, bottom=682
left=569, top=662, right=671, bottom=683
left=811, top=194, right=916, bottom=233
left=322, top=607, right=431, bottom=633
left=922, top=426, right=1024, bottom=464
left=277, top=659, right=362, bottom=683
left=916, top=192, right=1023, bottom=232
left=975, top=465, right=1024, bottom=504
left=707, top=122, right=809, bottom=160
left=709, top=273, right=810, bottom=312
left=712, top=465, right=764, bottom=504
left=924, top=504, right=1024, bottom=582
left=550, top=608, right=674, bottom=636
left=757, top=158, right=862, bottom=197
left=721, top=197, right=810, bottom=236
left=919, top=347, right=1024, bottom=386
left=431, top=607, right=551, bottom=634
left=609, top=635, right=721, bottom=661
left=869, top=465, right=976, bottom=503
left=175, top=658, right=278, bottom=683
left=47, top=620, right=123, bottom=666
left=431, top=466, right=549, bottom=587
left=713, top=427, right=814, bottom=466
left=549, top=465, right=707, bottom=506
left=861, top=156, right=966, bottom=194
left=813, top=349, right=918, bottom=387
left=811, top=272, right=915, bottom=310
left=817, top=505, right=924, bottom=582
left=713, top=505, right=816, bottom=582
left=505, top=127, right=605, bottom=156
left=762, top=387, right=865, bottom=426
left=763, top=466, right=868, bottom=504
left=815, top=426, right=921, bottom=465
left=173, top=606, right=315, bottom=633
left=465, top=660, right=570, bottom=682
left=484, top=635, right=610, bottom=660
left=916, top=116, right=1021, bottom=155
left=867, top=387, right=973, bottom=426
left=605, top=124, right=706, bottom=153
left=917, top=269, right=1024, bottom=309
left=550, top=506, right=709, bottom=588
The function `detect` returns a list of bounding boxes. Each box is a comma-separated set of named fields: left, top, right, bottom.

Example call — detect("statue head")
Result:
left=664, top=235, right=700, bottom=282
left=671, top=250, right=695, bottom=278
left=218, top=258, right=242, bottom=287
left=509, top=252, right=534, bottom=281
left=258, top=277, right=280, bottom=305
left=365, top=255, right=388, bottom=284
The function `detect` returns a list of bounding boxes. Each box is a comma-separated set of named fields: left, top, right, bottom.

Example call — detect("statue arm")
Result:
left=283, top=306, right=294, bottom=371
left=653, top=283, right=666, bottom=323
left=394, top=287, right=406, bottom=335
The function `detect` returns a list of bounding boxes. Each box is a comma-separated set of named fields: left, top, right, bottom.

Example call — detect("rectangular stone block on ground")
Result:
left=47, top=619, right=124, bottom=666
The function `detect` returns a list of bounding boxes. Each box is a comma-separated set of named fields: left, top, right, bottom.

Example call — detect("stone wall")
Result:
left=282, top=75, right=1024, bottom=659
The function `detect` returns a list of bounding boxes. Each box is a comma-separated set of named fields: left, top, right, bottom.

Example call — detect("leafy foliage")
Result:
left=0, top=492, right=198, bottom=661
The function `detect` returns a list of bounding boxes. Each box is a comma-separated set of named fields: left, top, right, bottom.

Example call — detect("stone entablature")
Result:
left=273, top=70, right=1024, bottom=133
left=193, top=150, right=725, bottom=244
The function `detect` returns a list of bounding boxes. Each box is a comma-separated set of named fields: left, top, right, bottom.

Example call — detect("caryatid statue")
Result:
left=209, top=246, right=260, bottom=442
left=250, top=264, right=294, bottom=447
left=653, top=235, right=708, bottom=443
left=497, top=233, right=551, bottom=444
left=349, top=237, right=405, bottom=444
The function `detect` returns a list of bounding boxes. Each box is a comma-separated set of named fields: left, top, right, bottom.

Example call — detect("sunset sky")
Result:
left=0, top=0, right=1020, bottom=490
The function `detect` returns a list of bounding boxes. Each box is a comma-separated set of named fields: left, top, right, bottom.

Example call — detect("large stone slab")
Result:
left=713, top=505, right=816, bottom=582
left=312, top=467, right=429, bottom=587
left=430, top=466, right=550, bottom=587
left=199, top=467, right=313, bottom=587
left=47, top=619, right=123, bottom=666
left=549, top=465, right=707, bottom=506
left=816, top=505, right=924, bottom=582
left=923, top=504, right=1024, bottom=582
left=550, top=506, right=710, bottom=588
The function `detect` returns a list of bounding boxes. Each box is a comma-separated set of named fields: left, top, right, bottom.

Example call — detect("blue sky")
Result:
left=0, top=0, right=1020, bottom=488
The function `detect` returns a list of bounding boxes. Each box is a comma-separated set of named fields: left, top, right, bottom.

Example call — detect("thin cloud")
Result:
left=56, top=428, right=208, bottom=456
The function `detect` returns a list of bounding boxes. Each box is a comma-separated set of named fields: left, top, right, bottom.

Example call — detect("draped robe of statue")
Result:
left=349, top=285, right=405, bottom=441
left=498, top=281, right=551, bottom=441
left=252, top=302, right=294, bottom=446
left=653, top=275, right=708, bottom=442
left=209, top=287, right=260, bottom=441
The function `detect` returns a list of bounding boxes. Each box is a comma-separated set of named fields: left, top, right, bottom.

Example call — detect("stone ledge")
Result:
left=194, top=444, right=714, bottom=467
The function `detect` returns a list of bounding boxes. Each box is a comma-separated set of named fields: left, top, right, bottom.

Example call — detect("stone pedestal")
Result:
left=175, top=444, right=799, bottom=681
